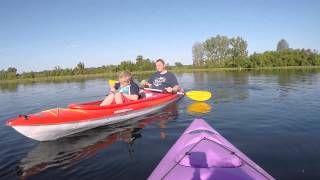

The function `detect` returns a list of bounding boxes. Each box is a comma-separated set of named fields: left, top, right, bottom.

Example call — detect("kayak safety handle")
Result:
left=18, top=114, right=29, bottom=120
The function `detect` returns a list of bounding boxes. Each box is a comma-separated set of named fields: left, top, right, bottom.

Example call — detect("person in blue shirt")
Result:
left=100, top=71, right=140, bottom=106
left=141, top=59, right=181, bottom=93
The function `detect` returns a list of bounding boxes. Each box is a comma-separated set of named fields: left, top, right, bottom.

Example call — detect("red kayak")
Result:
left=7, top=90, right=183, bottom=141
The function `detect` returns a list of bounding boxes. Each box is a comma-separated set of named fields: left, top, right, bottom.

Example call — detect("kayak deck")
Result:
left=7, top=91, right=181, bottom=126
left=148, top=119, right=274, bottom=180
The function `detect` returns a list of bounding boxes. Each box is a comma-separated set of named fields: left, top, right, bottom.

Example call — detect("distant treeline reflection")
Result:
left=1, top=69, right=319, bottom=93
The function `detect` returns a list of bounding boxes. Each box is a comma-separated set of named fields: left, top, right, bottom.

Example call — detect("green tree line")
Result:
left=1, top=37, right=320, bottom=81
left=0, top=55, right=156, bottom=80
left=192, top=35, right=320, bottom=68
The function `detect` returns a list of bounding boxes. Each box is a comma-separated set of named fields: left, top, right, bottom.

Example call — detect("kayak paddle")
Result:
left=108, top=79, right=212, bottom=101
left=108, top=79, right=118, bottom=87
left=185, top=90, right=212, bottom=101
left=144, top=88, right=212, bottom=101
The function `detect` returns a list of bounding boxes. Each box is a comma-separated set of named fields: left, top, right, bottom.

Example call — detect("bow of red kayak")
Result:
left=148, top=119, right=274, bottom=180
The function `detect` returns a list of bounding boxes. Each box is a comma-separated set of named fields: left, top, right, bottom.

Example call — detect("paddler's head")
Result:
left=118, top=71, right=132, bottom=86
left=155, top=59, right=166, bottom=73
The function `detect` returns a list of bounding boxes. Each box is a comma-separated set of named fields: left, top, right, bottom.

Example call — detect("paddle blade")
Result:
left=185, top=91, right=212, bottom=101
left=108, top=80, right=118, bottom=87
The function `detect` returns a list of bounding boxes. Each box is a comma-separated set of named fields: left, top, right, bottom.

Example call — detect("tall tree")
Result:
left=192, top=42, right=205, bottom=66
left=7, top=67, right=17, bottom=73
left=54, top=66, right=61, bottom=71
left=277, top=39, right=289, bottom=51
left=136, top=55, right=144, bottom=64
left=76, top=62, right=85, bottom=70
left=174, top=62, right=183, bottom=67
left=118, top=60, right=135, bottom=71
left=229, top=37, right=248, bottom=60
left=203, top=35, right=230, bottom=67
left=5, top=67, right=18, bottom=79
left=135, top=55, right=154, bottom=71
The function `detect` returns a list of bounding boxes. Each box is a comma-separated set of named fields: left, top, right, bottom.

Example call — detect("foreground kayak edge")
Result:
left=148, top=119, right=275, bottom=180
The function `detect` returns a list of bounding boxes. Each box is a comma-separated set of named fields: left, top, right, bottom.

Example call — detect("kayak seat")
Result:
left=139, top=91, right=146, bottom=99
left=139, top=90, right=155, bottom=99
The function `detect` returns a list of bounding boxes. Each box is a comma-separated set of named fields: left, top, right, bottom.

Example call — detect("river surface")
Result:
left=1, top=69, right=320, bottom=180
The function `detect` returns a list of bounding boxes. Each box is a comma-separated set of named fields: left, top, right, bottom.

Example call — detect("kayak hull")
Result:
left=148, top=119, right=274, bottom=180
left=7, top=91, right=183, bottom=141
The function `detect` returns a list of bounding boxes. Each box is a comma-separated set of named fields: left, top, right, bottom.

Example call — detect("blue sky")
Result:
left=1, top=0, right=319, bottom=72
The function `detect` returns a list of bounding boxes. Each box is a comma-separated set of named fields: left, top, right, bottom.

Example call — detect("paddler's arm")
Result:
left=165, top=85, right=181, bottom=93
left=140, top=80, right=152, bottom=88
left=106, top=86, right=116, bottom=96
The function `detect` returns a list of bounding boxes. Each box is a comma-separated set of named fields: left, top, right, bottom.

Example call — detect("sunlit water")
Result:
left=1, top=69, right=320, bottom=180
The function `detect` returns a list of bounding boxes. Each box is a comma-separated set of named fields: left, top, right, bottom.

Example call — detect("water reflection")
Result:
left=204, top=71, right=249, bottom=102
left=187, top=102, right=212, bottom=114
left=138, top=104, right=178, bottom=140
left=1, top=70, right=319, bottom=180
left=0, top=82, right=19, bottom=92
left=251, top=68, right=320, bottom=86
left=251, top=68, right=320, bottom=98
left=0, top=78, right=103, bottom=93
left=16, top=104, right=179, bottom=179
left=3, top=68, right=319, bottom=97
left=193, top=72, right=208, bottom=85
left=77, top=79, right=86, bottom=90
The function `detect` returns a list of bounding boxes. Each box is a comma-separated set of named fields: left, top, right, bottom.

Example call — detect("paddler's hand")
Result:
left=165, top=87, right=173, bottom=93
left=165, top=86, right=180, bottom=93
left=110, top=86, right=116, bottom=93
left=140, top=80, right=151, bottom=88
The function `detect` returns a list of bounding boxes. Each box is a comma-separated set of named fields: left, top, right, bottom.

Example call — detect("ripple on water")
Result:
left=1, top=70, right=320, bottom=179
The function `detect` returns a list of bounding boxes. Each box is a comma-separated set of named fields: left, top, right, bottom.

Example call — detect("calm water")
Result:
left=1, top=69, right=320, bottom=180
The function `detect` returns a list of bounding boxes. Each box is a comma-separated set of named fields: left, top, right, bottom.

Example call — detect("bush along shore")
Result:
left=1, top=36, right=320, bottom=83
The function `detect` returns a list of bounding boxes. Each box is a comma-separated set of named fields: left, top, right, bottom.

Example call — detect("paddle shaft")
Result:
left=108, top=79, right=211, bottom=101
left=143, top=88, right=184, bottom=95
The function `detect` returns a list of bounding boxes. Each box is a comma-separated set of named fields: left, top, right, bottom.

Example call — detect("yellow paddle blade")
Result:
left=187, top=102, right=212, bottom=114
left=108, top=79, right=118, bottom=87
left=185, top=91, right=212, bottom=101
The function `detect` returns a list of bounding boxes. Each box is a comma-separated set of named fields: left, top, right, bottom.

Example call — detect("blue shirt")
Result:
left=148, top=71, right=178, bottom=91
left=114, top=81, right=140, bottom=95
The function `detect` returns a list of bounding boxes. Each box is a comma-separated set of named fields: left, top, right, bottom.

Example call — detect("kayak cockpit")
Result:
left=68, top=91, right=173, bottom=110
left=175, top=138, right=243, bottom=168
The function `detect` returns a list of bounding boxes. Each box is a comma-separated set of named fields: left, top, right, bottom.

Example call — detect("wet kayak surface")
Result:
left=1, top=69, right=320, bottom=180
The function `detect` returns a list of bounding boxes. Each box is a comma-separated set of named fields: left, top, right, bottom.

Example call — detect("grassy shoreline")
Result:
left=1, top=66, right=320, bottom=84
